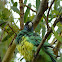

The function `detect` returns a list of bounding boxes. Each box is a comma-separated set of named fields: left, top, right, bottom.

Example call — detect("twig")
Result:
left=9, top=34, right=17, bottom=47
left=0, top=23, right=8, bottom=42
left=50, top=39, right=57, bottom=45
left=32, top=16, right=62, bottom=62
left=53, top=32, right=62, bottom=57
left=24, top=4, right=37, bottom=13
left=46, top=0, right=55, bottom=30
left=8, top=24, right=17, bottom=35
left=0, top=22, right=7, bottom=26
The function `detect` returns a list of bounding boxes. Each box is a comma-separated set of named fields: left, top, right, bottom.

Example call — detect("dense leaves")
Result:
left=24, top=3, right=31, bottom=22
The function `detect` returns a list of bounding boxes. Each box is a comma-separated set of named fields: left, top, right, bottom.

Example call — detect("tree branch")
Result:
left=19, top=0, right=24, bottom=30
left=32, top=0, right=48, bottom=29
left=32, top=16, right=62, bottom=62
left=2, top=41, right=16, bottom=62
left=46, top=0, right=55, bottom=30
left=2, top=0, right=24, bottom=61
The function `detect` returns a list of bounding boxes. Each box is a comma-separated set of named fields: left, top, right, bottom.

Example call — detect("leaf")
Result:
left=11, top=6, right=20, bottom=14
left=47, top=33, right=51, bottom=41
left=24, top=0, right=27, bottom=4
left=36, top=0, right=40, bottom=11
left=41, top=21, right=46, bottom=38
left=2, top=8, right=11, bottom=20
left=13, top=2, right=17, bottom=7
left=57, top=22, right=62, bottom=34
left=27, top=15, right=35, bottom=22
left=24, top=3, right=31, bottom=22
left=54, top=0, right=60, bottom=10
left=44, top=42, right=50, bottom=47
left=11, top=0, right=14, bottom=4
left=42, top=25, right=46, bottom=38
left=0, top=19, right=6, bottom=27
left=52, top=25, right=62, bottom=42
left=35, top=22, right=42, bottom=33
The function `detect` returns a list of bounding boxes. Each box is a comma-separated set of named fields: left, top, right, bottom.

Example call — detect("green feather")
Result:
left=16, top=29, right=56, bottom=62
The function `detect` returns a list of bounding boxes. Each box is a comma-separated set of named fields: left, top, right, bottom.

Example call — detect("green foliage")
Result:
left=52, top=25, right=62, bottom=42
left=13, top=2, right=17, bottom=7
left=2, top=8, right=11, bottom=20
left=11, top=6, right=20, bottom=14
left=47, top=33, right=52, bottom=41
left=2, top=31, right=14, bottom=42
left=24, top=0, right=27, bottom=4
left=36, top=0, right=40, bottom=11
left=24, top=3, right=31, bottom=22
left=0, top=0, right=19, bottom=60
left=35, top=22, right=42, bottom=33
left=57, top=22, right=62, bottom=34
left=27, top=15, right=35, bottom=22
left=54, top=0, right=60, bottom=10
left=11, top=0, right=14, bottom=4
left=48, top=0, right=62, bottom=23
left=0, top=0, right=62, bottom=62
left=0, top=20, right=6, bottom=27
left=0, top=8, right=12, bottom=21
left=41, top=22, right=46, bottom=38
left=11, top=1, right=20, bottom=14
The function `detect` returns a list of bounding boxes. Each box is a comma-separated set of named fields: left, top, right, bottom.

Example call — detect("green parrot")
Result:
left=15, top=21, right=56, bottom=62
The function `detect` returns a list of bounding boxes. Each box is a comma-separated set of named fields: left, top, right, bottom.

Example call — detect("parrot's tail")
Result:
left=44, top=48, right=56, bottom=62
left=49, top=54, right=56, bottom=62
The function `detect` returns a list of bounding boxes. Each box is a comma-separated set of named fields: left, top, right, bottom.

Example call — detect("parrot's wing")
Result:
left=25, top=32, right=42, bottom=46
left=15, top=29, right=28, bottom=44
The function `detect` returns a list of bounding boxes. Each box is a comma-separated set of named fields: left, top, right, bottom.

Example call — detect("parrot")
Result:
left=15, top=21, right=56, bottom=62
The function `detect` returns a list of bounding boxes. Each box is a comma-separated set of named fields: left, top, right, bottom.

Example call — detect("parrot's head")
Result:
left=24, top=21, right=34, bottom=31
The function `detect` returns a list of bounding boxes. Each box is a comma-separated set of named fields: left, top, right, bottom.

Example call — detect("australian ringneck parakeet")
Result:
left=15, top=21, right=56, bottom=62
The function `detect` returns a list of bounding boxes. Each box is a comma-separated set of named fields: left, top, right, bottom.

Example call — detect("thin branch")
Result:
left=0, top=23, right=8, bottom=42
left=50, top=39, right=57, bottom=45
left=0, top=22, right=7, bottom=26
left=53, top=41, right=62, bottom=57
left=9, top=34, right=17, bottom=47
left=46, top=0, right=55, bottom=30
left=24, top=4, right=37, bottom=13
left=53, top=32, right=62, bottom=57
left=8, top=24, right=17, bottom=35
left=19, top=0, right=24, bottom=30
left=32, top=16, right=62, bottom=62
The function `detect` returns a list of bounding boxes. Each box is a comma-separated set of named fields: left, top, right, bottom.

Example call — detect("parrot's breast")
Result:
left=16, top=36, right=34, bottom=61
